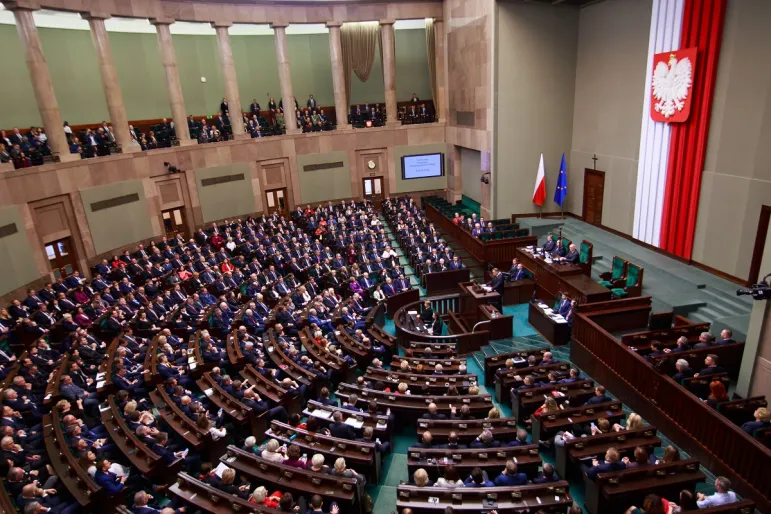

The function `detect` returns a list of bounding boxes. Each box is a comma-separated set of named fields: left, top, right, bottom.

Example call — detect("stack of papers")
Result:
left=311, top=409, right=332, bottom=419
left=345, top=418, right=364, bottom=429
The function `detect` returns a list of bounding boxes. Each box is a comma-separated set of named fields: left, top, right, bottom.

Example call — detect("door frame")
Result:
left=582, top=168, right=606, bottom=225
left=265, top=187, right=289, bottom=217
left=748, top=204, right=771, bottom=285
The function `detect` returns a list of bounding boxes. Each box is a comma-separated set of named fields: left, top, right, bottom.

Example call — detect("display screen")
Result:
left=401, top=153, right=444, bottom=180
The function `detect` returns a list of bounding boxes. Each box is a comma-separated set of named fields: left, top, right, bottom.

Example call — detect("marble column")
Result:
left=272, top=24, right=300, bottom=135
left=326, top=22, right=350, bottom=130
left=212, top=22, right=246, bottom=139
left=380, top=20, right=398, bottom=127
left=82, top=13, right=137, bottom=152
left=7, top=4, right=77, bottom=162
left=151, top=19, right=193, bottom=145
left=434, top=18, right=448, bottom=123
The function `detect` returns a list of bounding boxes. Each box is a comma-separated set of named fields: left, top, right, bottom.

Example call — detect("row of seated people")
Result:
left=382, top=196, right=465, bottom=279
left=620, top=319, right=767, bottom=447
left=0, top=199, right=408, bottom=513
left=0, top=128, right=50, bottom=169
left=421, top=352, right=751, bottom=513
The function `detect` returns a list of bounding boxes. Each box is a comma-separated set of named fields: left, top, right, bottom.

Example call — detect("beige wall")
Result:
left=445, top=0, right=494, bottom=160
left=80, top=180, right=154, bottom=256
left=568, top=0, right=651, bottom=234
left=691, top=0, right=771, bottom=280
left=393, top=143, right=448, bottom=193
left=0, top=206, right=41, bottom=297
left=460, top=147, right=482, bottom=203
left=295, top=151, right=353, bottom=204
left=194, top=163, right=258, bottom=224
left=494, top=2, right=579, bottom=219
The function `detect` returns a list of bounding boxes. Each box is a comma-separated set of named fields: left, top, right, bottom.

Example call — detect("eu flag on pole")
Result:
left=553, top=153, right=568, bottom=207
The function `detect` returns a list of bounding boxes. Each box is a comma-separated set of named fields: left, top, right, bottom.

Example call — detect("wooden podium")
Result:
left=447, top=282, right=513, bottom=340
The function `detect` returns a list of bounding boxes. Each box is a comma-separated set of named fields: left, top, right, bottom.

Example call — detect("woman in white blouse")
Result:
left=372, top=285, right=386, bottom=302
left=261, top=439, right=286, bottom=462
left=434, top=464, right=464, bottom=487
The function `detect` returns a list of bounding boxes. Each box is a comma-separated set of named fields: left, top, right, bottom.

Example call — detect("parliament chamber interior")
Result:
left=1, top=0, right=771, bottom=513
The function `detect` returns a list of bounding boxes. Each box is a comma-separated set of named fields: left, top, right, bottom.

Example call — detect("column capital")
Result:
left=2, top=0, right=41, bottom=11
left=150, top=17, right=176, bottom=26
left=379, top=19, right=396, bottom=26
left=326, top=21, right=343, bottom=28
left=211, top=21, right=232, bottom=29
left=80, top=12, right=111, bottom=21
left=270, top=22, right=289, bottom=29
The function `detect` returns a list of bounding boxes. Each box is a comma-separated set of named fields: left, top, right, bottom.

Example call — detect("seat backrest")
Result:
left=612, top=256, right=626, bottom=279
left=626, top=264, right=640, bottom=287
left=580, top=242, right=591, bottom=264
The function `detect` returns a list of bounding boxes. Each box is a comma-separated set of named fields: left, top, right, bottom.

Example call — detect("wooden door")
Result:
left=45, top=238, right=78, bottom=279
left=582, top=169, right=605, bottom=226
left=265, top=188, right=288, bottom=217
left=162, top=208, right=186, bottom=239
left=362, top=176, right=384, bottom=207
left=748, top=205, right=770, bottom=285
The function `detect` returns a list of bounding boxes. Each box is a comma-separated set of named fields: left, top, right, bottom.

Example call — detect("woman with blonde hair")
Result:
left=261, top=439, right=286, bottom=463
left=614, top=412, right=643, bottom=432
left=250, top=485, right=282, bottom=508
left=534, top=397, right=559, bottom=419
left=413, top=468, right=432, bottom=487
left=397, top=382, right=410, bottom=395
left=487, top=407, right=501, bottom=419
left=330, top=457, right=366, bottom=484
left=400, top=360, right=411, bottom=372
left=468, top=385, right=479, bottom=395
left=216, top=467, right=250, bottom=498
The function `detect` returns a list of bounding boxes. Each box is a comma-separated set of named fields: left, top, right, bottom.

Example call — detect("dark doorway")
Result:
left=582, top=169, right=605, bottom=226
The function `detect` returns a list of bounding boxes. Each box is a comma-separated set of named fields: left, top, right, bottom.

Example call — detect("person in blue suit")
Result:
left=512, top=263, right=527, bottom=281
left=586, top=448, right=626, bottom=480
left=493, top=460, right=528, bottom=486
left=557, top=293, right=571, bottom=316
left=93, top=459, right=127, bottom=494
left=463, top=467, right=494, bottom=487
left=741, top=407, right=770, bottom=435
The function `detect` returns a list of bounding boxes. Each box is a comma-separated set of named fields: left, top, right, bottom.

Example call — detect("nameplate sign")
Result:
left=0, top=223, right=18, bottom=238
left=201, top=173, right=245, bottom=187
left=90, top=193, right=140, bottom=212
left=303, top=161, right=344, bottom=172
left=456, top=111, right=475, bottom=126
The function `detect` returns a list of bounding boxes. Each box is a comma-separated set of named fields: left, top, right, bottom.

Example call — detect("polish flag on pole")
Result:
left=532, top=153, right=546, bottom=206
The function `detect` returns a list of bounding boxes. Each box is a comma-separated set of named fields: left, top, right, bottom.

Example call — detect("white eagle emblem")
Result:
left=652, top=54, right=693, bottom=119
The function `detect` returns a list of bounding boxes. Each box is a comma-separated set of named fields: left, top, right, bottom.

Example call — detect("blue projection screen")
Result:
left=401, top=153, right=444, bottom=180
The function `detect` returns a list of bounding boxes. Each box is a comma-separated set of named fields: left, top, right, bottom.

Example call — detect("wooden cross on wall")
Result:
left=592, top=154, right=599, bottom=169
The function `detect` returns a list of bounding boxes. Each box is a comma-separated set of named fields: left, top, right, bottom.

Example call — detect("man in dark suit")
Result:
left=220, top=98, right=229, bottom=117
left=421, top=403, right=446, bottom=420
left=542, top=235, right=556, bottom=253
left=696, top=354, right=725, bottom=377
left=715, top=329, right=735, bottom=345
left=328, top=411, right=356, bottom=440
left=586, top=448, right=626, bottom=480
left=250, top=99, right=261, bottom=116
left=672, top=359, right=695, bottom=382
left=512, top=263, right=527, bottom=281
left=307, top=95, right=317, bottom=109
left=563, top=243, right=580, bottom=264
left=557, top=293, right=571, bottom=316
left=552, top=239, right=567, bottom=258
left=585, top=385, right=611, bottom=405
left=485, top=268, right=505, bottom=302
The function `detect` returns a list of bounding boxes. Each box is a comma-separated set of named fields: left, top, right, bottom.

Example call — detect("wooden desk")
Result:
left=562, top=274, right=612, bottom=303
left=459, top=281, right=499, bottom=313
left=169, top=472, right=282, bottom=514
left=555, top=425, right=660, bottom=479
left=386, top=288, right=420, bottom=314
left=407, top=444, right=542, bottom=481
left=396, top=482, right=572, bottom=514
left=423, top=268, right=471, bottom=296
left=478, top=303, right=513, bottom=340
left=528, top=301, right=571, bottom=346
left=416, top=417, right=520, bottom=442
left=502, top=278, right=536, bottom=305
left=516, top=247, right=583, bottom=299
left=531, top=400, right=625, bottom=443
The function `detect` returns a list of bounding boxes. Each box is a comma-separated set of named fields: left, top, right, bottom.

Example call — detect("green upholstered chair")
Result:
left=579, top=242, right=591, bottom=265
left=599, top=256, right=627, bottom=288
left=517, top=228, right=529, bottom=237
left=611, top=263, right=642, bottom=298
left=479, top=233, right=491, bottom=242
left=493, top=231, right=504, bottom=240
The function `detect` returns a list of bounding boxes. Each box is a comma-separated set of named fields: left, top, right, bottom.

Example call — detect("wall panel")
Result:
left=0, top=206, right=47, bottom=296
left=195, top=163, right=257, bottom=223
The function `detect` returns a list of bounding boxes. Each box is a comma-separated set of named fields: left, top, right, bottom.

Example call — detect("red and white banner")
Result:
left=634, top=0, right=726, bottom=259
left=532, top=153, right=546, bottom=207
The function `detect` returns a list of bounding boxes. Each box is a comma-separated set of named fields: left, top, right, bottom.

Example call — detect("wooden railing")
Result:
left=424, top=203, right=538, bottom=264
left=393, top=299, right=488, bottom=356
left=571, top=312, right=771, bottom=512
